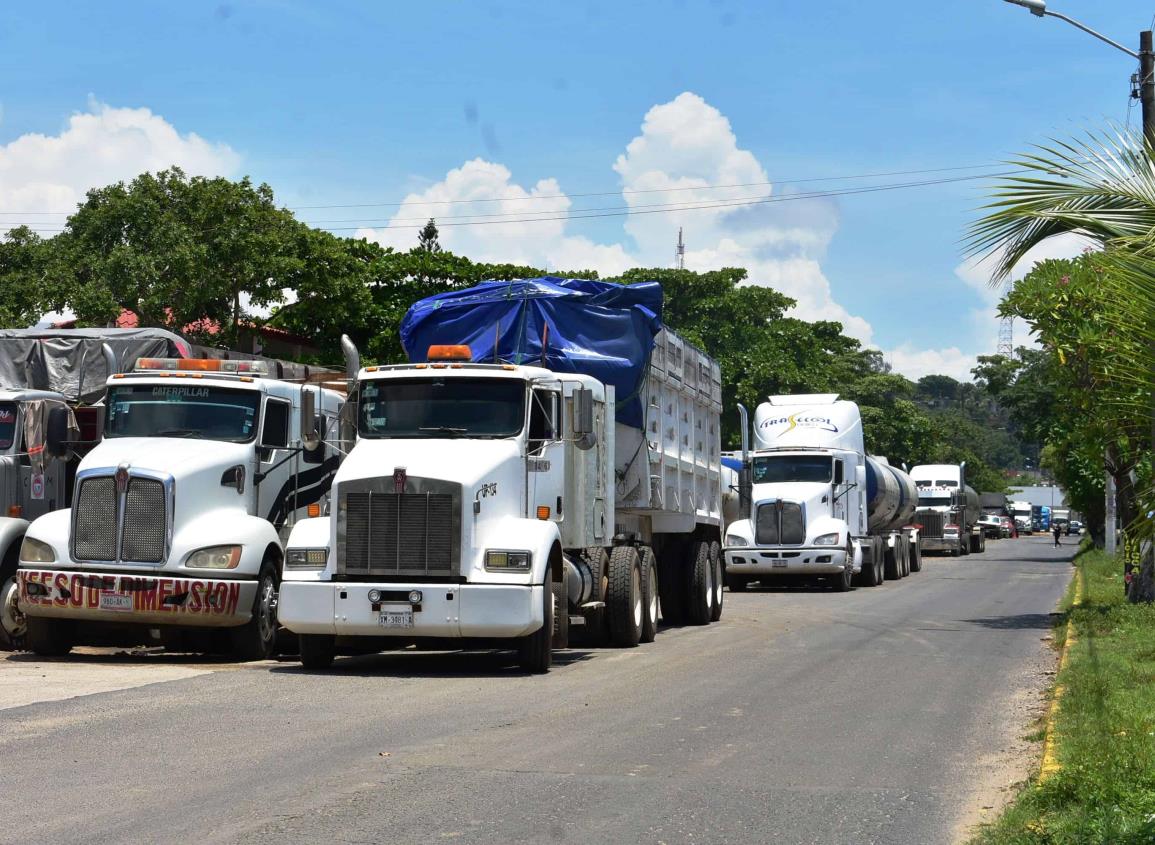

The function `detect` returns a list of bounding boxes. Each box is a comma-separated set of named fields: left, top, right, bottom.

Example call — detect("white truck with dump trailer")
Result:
left=910, top=463, right=984, bottom=555
left=16, top=355, right=344, bottom=659
left=723, top=394, right=922, bottom=592
left=278, top=277, right=725, bottom=672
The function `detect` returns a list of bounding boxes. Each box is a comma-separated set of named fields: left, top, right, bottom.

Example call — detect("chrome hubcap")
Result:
left=632, top=565, right=642, bottom=629
left=257, top=578, right=276, bottom=643
left=1, top=574, right=25, bottom=640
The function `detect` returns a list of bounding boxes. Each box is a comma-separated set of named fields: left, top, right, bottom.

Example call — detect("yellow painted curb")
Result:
left=1040, top=565, right=1084, bottom=782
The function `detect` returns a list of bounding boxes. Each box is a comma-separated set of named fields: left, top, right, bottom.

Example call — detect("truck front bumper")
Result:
left=724, top=546, right=849, bottom=576
left=17, top=568, right=256, bottom=628
left=921, top=537, right=958, bottom=552
left=278, top=581, right=545, bottom=639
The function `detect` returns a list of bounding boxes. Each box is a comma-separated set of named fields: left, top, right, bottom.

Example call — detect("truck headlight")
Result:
left=286, top=548, right=328, bottom=569
left=725, top=535, right=748, bottom=547
left=186, top=545, right=242, bottom=569
left=19, top=537, right=55, bottom=563
left=485, top=550, right=531, bottom=571
left=814, top=533, right=840, bottom=546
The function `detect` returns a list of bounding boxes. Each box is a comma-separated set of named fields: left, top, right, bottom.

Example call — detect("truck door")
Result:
left=257, top=396, right=295, bottom=532
left=527, top=386, right=565, bottom=526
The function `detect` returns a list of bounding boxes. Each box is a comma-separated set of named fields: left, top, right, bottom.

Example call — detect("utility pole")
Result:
left=674, top=227, right=685, bottom=270
left=1139, top=30, right=1155, bottom=145
left=997, top=315, right=1014, bottom=357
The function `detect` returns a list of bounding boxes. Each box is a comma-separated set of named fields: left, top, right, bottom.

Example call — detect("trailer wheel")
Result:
left=518, top=576, right=553, bottom=673
left=884, top=542, right=900, bottom=580
left=579, top=547, right=609, bottom=646
left=26, top=616, right=72, bottom=657
left=607, top=546, right=642, bottom=647
left=685, top=538, right=713, bottom=625
left=910, top=541, right=923, bottom=572
left=230, top=561, right=279, bottom=662
left=658, top=541, right=688, bottom=625
left=709, top=540, right=724, bottom=622
left=899, top=538, right=910, bottom=578
left=0, top=551, right=26, bottom=651
left=639, top=546, right=658, bottom=643
left=298, top=634, right=335, bottom=670
left=551, top=579, right=570, bottom=650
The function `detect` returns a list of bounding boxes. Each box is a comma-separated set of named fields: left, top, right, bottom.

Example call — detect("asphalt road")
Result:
left=0, top=535, right=1073, bottom=845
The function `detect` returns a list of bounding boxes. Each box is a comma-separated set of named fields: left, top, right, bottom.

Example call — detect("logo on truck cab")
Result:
left=759, top=413, right=839, bottom=434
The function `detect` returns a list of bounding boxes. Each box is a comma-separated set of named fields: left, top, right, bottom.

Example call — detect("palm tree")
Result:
left=968, top=129, right=1155, bottom=280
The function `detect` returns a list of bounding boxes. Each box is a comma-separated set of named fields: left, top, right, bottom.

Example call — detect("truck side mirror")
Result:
left=573, top=388, right=594, bottom=435
left=833, top=461, right=844, bottom=485
left=300, top=389, right=320, bottom=452
left=45, top=406, right=70, bottom=458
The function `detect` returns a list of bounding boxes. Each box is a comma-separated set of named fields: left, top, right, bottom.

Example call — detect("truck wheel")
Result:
left=551, top=580, right=570, bottom=650
left=0, top=554, right=26, bottom=651
left=857, top=543, right=880, bottom=587
left=899, top=540, right=910, bottom=578
left=910, top=541, right=923, bottom=573
left=298, top=634, right=335, bottom=670
left=580, top=547, right=609, bottom=647
left=884, top=543, right=900, bottom=580
left=26, top=616, right=72, bottom=657
left=658, top=541, right=688, bottom=625
left=607, top=546, right=642, bottom=647
left=518, top=576, right=553, bottom=673
left=229, top=562, right=279, bottom=662
left=709, top=540, right=724, bottom=622
left=639, top=546, right=658, bottom=644
left=685, top=538, right=713, bottom=626
left=831, top=561, right=855, bottom=592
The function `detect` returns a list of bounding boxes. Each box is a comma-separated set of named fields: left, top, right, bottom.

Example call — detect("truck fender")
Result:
left=0, top=517, right=30, bottom=567
left=282, top=517, right=332, bottom=580
left=850, top=539, right=864, bottom=574
left=517, top=520, right=563, bottom=585
left=175, top=511, right=283, bottom=577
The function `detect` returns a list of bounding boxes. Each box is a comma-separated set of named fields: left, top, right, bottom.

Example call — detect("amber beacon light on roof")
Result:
left=426, top=345, right=472, bottom=362
left=134, top=358, right=270, bottom=375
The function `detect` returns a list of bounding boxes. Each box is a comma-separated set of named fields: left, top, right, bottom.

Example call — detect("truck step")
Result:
left=580, top=601, right=606, bottom=610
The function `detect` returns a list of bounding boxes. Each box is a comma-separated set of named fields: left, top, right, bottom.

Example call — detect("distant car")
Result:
left=1068, top=520, right=1083, bottom=536
left=978, top=515, right=1003, bottom=539
left=998, top=516, right=1014, bottom=538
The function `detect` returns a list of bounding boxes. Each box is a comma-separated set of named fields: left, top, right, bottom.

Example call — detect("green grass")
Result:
left=971, top=545, right=1155, bottom=844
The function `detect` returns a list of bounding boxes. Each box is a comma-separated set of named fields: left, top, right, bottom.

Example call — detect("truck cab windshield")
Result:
left=358, top=377, right=525, bottom=439
left=752, top=454, right=833, bottom=484
left=105, top=385, right=260, bottom=442
left=920, top=495, right=953, bottom=507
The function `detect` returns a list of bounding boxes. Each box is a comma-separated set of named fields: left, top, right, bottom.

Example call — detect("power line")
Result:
left=0, top=161, right=1011, bottom=217
left=10, top=170, right=1015, bottom=236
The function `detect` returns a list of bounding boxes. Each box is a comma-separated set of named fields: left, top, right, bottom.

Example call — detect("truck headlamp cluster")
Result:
left=485, top=550, right=532, bottom=572
left=286, top=548, right=328, bottom=569
left=724, top=535, right=748, bottom=547
left=187, top=545, right=242, bottom=569
left=813, top=533, right=840, bottom=546
left=19, top=537, right=55, bottom=563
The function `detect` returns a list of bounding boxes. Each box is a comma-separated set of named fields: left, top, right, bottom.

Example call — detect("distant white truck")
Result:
left=723, top=394, right=922, bottom=592
left=910, top=463, right=984, bottom=555
left=17, top=356, right=344, bottom=659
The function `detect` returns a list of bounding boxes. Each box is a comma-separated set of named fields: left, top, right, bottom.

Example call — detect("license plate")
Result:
left=99, top=592, right=134, bottom=611
left=378, top=609, right=413, bottom=629
left=771, top=559, right=788, bottom=568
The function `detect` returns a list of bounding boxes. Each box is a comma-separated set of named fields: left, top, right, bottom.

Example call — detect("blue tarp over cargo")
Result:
left=399, top=277, right=663, bottom=428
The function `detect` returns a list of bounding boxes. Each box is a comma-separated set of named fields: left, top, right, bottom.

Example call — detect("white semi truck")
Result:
left=723, top=394, right=922, bottom=592
left=910, top=463, right=984, bottom=555
left=16, top=356, right=344, bottom=659
left=279, top=278, right=725, bottom=673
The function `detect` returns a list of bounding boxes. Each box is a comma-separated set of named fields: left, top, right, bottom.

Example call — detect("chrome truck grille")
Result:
left=336, top=476, right=461, bottom=579
left=755, top=501, right=805, bottom=545
left=914, top=509, right=946, bottom=539
left=72, top=469, right=173, bottom=563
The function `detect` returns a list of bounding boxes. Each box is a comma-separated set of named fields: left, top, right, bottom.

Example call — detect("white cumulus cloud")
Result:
left=0, top=100, right=240, bottom=226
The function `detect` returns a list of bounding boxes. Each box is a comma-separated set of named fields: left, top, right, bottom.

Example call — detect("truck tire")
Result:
left=639, top=546, right=658, bottom=644
left=26, top=616, right=72, bottom=657
left=857, top=541, right=880, bottom=587
left=658, top=541, right=688, bottom=625
left=229, top=562, right=279, bottom=662
left=883, top=542, right=900, bottom=581
left=298, top=634, right=335, bottom=670
left=580, top=547, right=609, bottom=646
left=709, top=540, right=724, bottom=622
left=518, top=576, right=554, bottom=673
left=685, top=538, right=714, bottom=626
left=831, top=560, right=855, bottom=592
left=0, top=551, right=26, bottom=651
left=911, top=541, right=923, bottom=572
left=551, top=580, right=570, bottom=650
left=607, top=546, right=642, bottom=647
left=899, top=539, right=910, bottom=578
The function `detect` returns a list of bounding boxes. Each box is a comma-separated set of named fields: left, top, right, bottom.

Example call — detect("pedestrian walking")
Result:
left=1053, top=524, right=1061, bottom=547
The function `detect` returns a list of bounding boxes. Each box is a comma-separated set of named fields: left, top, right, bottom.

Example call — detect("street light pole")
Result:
left=1002, top=2, right=1153, bottom=144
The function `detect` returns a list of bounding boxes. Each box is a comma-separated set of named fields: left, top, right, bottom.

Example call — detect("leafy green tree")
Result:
left=417, top=218, right=442, bottom=253
left=0, top=226, right=57, bottom=328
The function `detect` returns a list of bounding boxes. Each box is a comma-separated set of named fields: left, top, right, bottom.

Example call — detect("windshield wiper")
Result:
left=155, top=428, right=203, bottom=438
left=418, top=426, right=468, bottom=436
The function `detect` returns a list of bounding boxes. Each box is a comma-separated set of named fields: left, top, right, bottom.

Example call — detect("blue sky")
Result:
left=0, top=1, right=1147, bottom=378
